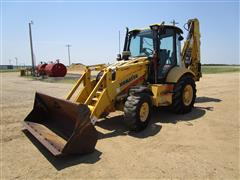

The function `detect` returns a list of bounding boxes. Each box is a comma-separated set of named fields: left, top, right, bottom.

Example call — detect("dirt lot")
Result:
left=1, top=72, right=239, bottom=179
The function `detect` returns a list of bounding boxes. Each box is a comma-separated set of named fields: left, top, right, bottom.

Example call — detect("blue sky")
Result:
left=1, top=1, right=239, bottom=66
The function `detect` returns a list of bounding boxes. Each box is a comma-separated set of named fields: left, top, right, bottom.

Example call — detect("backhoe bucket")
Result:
left=23, top=92, right=98, bottom=156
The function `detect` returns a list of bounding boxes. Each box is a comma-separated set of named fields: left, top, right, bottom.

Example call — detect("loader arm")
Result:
left=67, top=58, right=149, bottom=121
left=181, top=18, right=201, bottom=81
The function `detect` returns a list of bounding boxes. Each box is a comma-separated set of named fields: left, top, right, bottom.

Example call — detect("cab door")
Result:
left=157, top=29, right=177, bottom=82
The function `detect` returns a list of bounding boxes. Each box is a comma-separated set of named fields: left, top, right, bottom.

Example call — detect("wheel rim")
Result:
left=139, top=102, right=149, bottom=122
left=182, top=84, right=193, bottom=106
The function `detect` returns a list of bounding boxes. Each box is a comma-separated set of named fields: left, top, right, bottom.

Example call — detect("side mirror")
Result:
left=178, top=35, right=184, bottom=41
left=116, top=54, right=122, bottom=61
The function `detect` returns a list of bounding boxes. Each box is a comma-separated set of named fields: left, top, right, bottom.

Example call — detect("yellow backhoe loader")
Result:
left=23, top=18, right=201, bottom=156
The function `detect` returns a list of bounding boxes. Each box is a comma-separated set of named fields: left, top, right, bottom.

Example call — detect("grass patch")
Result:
left=202, top=66, right=240, bottom=74
left=0, top=69, right=20, bottom=73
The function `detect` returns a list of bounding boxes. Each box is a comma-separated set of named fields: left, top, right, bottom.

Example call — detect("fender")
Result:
left=166, top=66, right=195, bottom=83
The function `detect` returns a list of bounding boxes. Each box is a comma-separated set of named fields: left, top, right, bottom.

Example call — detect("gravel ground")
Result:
left=1, top=72, right=239, bottom=179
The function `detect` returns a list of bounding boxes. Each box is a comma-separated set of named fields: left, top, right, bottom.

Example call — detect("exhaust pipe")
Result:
left=23, top=92, right=98, bottom=156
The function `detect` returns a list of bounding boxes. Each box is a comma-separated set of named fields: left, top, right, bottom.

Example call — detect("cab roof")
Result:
left=130, top=25, right=183, bottom=34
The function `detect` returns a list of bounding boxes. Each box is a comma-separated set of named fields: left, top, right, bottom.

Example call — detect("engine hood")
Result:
left=108, top=56, right=149, bottom=70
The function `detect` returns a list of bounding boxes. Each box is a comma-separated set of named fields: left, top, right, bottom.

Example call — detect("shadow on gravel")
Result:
left=196, top=96, right=222, bottom=103
left=151, top=106, right=206, bottom=124
left=97, top=105, right=211, bottom=140
left=97, top=115, right=162, bottom=140
left=23, top=130, right=102, bottom=171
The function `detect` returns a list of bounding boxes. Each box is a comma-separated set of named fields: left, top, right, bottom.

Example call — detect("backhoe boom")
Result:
left=181, top=18, right=202, bottom=81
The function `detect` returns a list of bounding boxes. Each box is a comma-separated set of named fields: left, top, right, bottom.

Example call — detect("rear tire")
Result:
left=171, top=76, right=196, bottom=114
left=124, top=93, right=152, bottom=132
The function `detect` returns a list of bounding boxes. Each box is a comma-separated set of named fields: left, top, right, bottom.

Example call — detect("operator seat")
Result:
left=158, top=49, right=170, bottom=79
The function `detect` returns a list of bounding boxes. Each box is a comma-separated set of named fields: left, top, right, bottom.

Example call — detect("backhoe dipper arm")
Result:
left=181, top=18, right=202, bottom=81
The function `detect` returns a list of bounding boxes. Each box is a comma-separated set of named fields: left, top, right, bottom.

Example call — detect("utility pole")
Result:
left=15, top=57, right=18, bottom=69
left=118, top=30, right=121, bottom=54
left=28, top=21, right=35, bottom=76
left=66, top=44, right=71, bottom=66
left=170, top=19, right=179, bottom=26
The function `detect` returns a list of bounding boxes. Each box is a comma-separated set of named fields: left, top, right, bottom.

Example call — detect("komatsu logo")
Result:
left=119, top=74, right=138, bottom=87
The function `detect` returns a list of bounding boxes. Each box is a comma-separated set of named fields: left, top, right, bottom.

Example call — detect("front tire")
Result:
left=124, top=93, right=152, bottom=131
left=171, top=76, right=196, bottom=114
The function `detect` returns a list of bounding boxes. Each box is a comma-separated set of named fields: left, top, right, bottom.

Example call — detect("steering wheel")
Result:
left=142, top=48, right=153, bottom=56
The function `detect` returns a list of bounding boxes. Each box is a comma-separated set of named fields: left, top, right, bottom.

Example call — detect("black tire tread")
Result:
left=171, top=76, right=196, bottom=114
left=124, top=93, right=152, bottom=131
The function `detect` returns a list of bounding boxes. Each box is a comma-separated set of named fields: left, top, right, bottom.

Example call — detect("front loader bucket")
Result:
left=23, top=92, right=98, bottom=156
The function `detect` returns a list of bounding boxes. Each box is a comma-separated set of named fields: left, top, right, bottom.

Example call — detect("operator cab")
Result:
left=124, top=25, right=183, bottom=83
